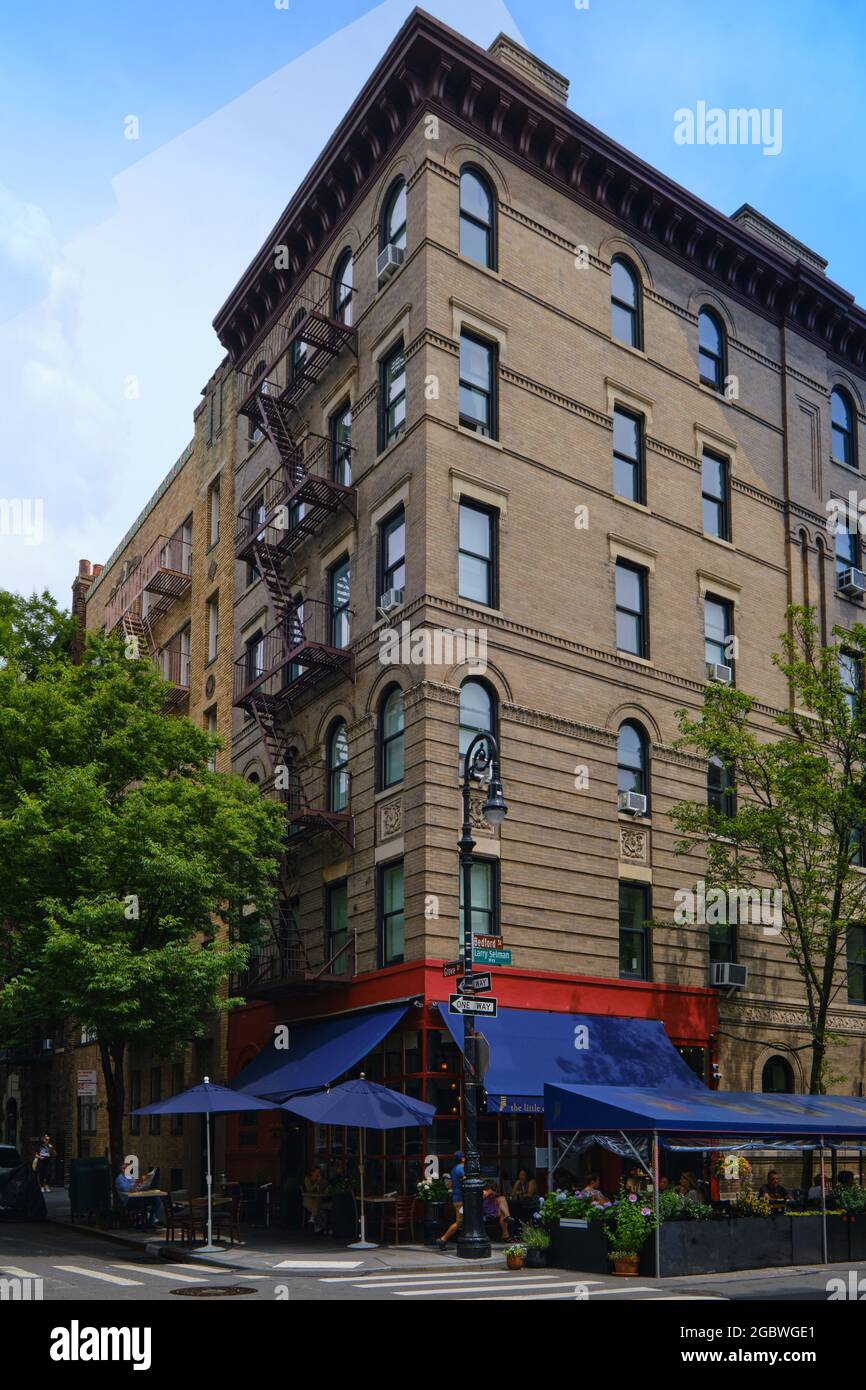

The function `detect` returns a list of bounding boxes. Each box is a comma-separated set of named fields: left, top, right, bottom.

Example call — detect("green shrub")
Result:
left=520, top=1222, right=551, bottom=1249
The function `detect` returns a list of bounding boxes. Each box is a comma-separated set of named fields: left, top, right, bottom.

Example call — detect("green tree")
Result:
left=670, top=606, right=866, bottom=1095
left=0, top=628, right=285, bottom=1174
left=0, top=588, right=76, bottom=674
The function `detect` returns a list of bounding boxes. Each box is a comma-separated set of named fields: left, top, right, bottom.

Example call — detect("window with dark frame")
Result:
left=701, top=450, right=730, bottom=539
left=459, top=166, right=496, bottom=268
left=619, top=882, right=650, bottom=980
left=710, top=921, right=737, bottom=967
left=330, top=401, right=352, bottom=486
left=835, top=517, right=860, bottom=584
left=327, top=880, right=349, bottom=977
left=379, top=861, right=405, bottom=966
left=612, top=406, right=644, bottom=504
left=459, top=678, right=495, bottom=761
left=459, top=332, right=496, bottom=437
left=245, top=492, right=265, bottom=586
left=333, top=249, right=353, bottom=326
left=611, top=256, right=641, bottom=348
left=379, top=686, right=405, bottom=789
left=379, top=507, right=406, bottom=599
left=380, top=344, right=406, bottom=449
left=698, top=308, right=726, bottom=392
left=458, top=500, right=496, bottom=606
left=617, top=721, right=648, bottom=801
left=832, top=388, right=857, bottom=468
left=381, top=179, right=407, bottom=252
left=615, top=560, right=648, bottom=657
left=327, top=721, right=349, bottom=812
left=848, top=924, right=866, bottom=1004
left=244, top=628, right=264, bottom=687
left=458, top=858, right=498, bottom=940
left=704, top=595, right=733, bottom=671
left=707, top=754, right=736, bottom=815
left=839, top=650, right=861, bottom=717
left=329, top=556, right=351, bottom=650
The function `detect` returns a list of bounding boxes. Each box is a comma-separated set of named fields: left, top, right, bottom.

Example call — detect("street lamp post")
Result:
left=456, top=731, right=507, bottom=1261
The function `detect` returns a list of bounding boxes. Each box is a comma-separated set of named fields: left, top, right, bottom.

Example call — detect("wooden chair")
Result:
left=381, top=1196, right=415, bottom=1245
left=164, top=1189, right=190, bottom=1243
left=212, top=1188, right=242, bottom=1246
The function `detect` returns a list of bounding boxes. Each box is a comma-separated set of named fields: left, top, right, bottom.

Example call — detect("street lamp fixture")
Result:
left=456, top=730, right=508, bottom=1260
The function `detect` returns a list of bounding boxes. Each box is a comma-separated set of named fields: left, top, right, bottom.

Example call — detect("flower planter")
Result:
left=640, top=1214, right=853, bottom=1277
left=524, top=1246, right=548, bottom=1268
left=506, top=1255, right=525, bottom=1270
left=612, top=1255, right=639, bottom=1276
left=421, top=1201, right=447, bottom=1246
left=548, top=1217, right=608, bottom=1274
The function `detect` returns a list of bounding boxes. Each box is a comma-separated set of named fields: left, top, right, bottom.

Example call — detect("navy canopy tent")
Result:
left=437, top=1006, right=704, bottom=1112
left=231, top=1003, right=408, bottom=1100
left=544, top=1083, right=866, bottom=1137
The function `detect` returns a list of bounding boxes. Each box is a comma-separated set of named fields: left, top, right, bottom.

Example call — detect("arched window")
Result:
left=381, top=178, right=407, bottom=253
left=831, top=387, right=856, bottom=468
left=611, top=256, right=641, bottom=349
left=459, top=165, right=496, bottom=269
left=617, top=721, right=648, bottom=801
left=459, top=679, right=495, bottom=761
left=333, top=249, right=353, bottom=326
left=327, top=720, right=349, bottom=811
left=707, top=755, right=736, bottom=815
left=379, top=685, right=405, bottom=789
left=762, top=1056, right=795, bottom=1094
left=698, top=308, right=726, bottom=392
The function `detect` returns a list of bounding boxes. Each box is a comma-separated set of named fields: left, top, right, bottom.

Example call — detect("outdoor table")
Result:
left=360, top=1195, right=398, bottom=1242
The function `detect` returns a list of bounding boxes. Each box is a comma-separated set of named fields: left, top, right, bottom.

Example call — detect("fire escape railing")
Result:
left=104, top=534, right=192, bottom=634
left=234, top=432, right=356, bottom=565
left=233, top=598, right=354, bottom=710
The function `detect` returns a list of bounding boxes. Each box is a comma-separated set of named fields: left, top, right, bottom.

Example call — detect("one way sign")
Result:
left=448, top=994, right=498, bottom=1017
left=456, top=972, right=492, bottom=995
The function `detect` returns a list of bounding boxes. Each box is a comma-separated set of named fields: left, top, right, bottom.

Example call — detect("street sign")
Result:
left=474, top=934, right=503, bottom=950
left=456, top=972, right=492, bottom=995
left=474, top=947, right=512, bottom=966
left=441, top=960, right=463, bottom=978
left=448, top=994, right=498, bottom=1017
left=77, top=1069, right=98, bottom=1097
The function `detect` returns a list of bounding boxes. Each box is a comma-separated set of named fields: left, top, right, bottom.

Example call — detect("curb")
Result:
left=46, top=1216, right=153, bottom=1254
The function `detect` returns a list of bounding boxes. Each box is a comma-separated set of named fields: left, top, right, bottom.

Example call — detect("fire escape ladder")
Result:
left=258, top=392, right=301, bottom=465
left=120, top=610, right=152, bottom=659
left=249, top=536, right=292, bottom=621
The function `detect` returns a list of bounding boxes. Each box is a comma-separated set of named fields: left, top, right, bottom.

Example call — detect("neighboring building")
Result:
left=214, top=13, right=866, bottom=1196
left=3, top=361, right=238, bottom=1191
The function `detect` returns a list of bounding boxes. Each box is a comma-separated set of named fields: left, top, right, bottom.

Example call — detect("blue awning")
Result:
left=436, top=1006, right=705, bottom=1112
left=545, top=1083, right=866, bottom=1137
left=231, top=1004, right=408, bottom=1101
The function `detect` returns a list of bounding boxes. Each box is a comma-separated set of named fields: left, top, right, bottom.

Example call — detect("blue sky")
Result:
left=2, top=0, right=864, bottom=603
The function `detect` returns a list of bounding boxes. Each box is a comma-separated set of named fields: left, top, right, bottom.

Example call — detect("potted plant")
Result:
left=504, top=1242, right=527, bottom=1270
left=416, top=1175, right=450, bottom=1246
left=605, top=1186, right=657, bottom=1276
left=520, top=1221, right=551, bottom=1268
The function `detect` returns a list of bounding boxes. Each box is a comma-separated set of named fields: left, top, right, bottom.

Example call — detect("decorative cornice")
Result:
left=214, top=9, right=866, bottom=380
left=725, top=1002, right=866, bottom=1036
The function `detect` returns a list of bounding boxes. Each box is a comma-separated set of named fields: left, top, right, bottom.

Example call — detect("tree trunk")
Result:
left=98, top=1038, right=127, bottom=1185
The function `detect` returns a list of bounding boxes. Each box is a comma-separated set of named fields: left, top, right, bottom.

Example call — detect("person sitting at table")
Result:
left=807, top=1171, right=832, bottom=1201
left=114, top=1161, right=163, bottom=1229
left=758, top=1169, right=788, bottom=1206
left=577, top=1172, right=610, bottom=1208
left=675, top=1172, right=701, bottom=1204
left=510, top=1168, right=537, bottom=1201
left=836, top=1170, right=856, bottom=1191
left=482, top=1181, right=512, bottom=1240
left=302, top=1165, right=329, bottom=1233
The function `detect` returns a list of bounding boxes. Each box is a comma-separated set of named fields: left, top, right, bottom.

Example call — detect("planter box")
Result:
left=845, top=1213, right=866, bottom=1261
left=548, top=1217, right=609, bottom=1274
left=643, top=1214, right=853, bottom=1277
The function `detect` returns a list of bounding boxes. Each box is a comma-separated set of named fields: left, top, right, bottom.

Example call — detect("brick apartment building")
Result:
left=7, top=11, right=866, bottom=1199
left=215, top=12, right=866, bottom=1195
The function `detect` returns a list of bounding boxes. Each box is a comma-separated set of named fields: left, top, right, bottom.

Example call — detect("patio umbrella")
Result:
left=282, top=1075, right=435, bottom=1249
left=131, top=1077, right=278, bottom=1253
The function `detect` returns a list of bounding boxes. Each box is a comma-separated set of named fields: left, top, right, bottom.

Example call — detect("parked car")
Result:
left=0, top=1144, right=46, bottom=1221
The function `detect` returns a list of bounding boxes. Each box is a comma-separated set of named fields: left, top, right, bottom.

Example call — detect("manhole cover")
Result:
left=171, top=1285, right=255, bottom=1297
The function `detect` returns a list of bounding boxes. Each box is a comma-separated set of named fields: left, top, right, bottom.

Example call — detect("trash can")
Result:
left=68, top=1158, right=111, bottom=1221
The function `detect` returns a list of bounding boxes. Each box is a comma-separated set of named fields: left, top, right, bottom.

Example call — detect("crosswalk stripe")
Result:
left=109, top=1263, right=206, bottom=1283
left=274, top=1259, right=363, bottom=1270
left=392, top=1279, right=570, bottom=1296
left=0, top=1265, right=42, bottom=1280
left=359, top=1274, right=567, bottom=1290
left=321, top=1269, right=595, bottom=1284
left=54, top=1264, right=142, bottom=1286
left=167, top=1263, right=227, bottom=1274
left=476, top=1285, right=658, bottom=1300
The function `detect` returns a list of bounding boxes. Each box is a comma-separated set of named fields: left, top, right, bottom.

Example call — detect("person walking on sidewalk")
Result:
left=436, top=1151, right=465, bottom=1250
left=33, top=1134, right=56, bottom=1193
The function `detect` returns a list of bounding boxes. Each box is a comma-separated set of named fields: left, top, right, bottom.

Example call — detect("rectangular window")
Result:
left=207, top=595, right=219, bottom=662
left=709, top=922, right=736, bottom=967
left=77, top=1096, right=97, bottom=1138
left=244, top=629, right=264, bottom=689
left=208, top=476, right=221, bottom=546
left=170, top=1063, right=184, bottom=1134
left=612, top=407, right=644, bottom=504
left=181, top=516, right=193, bottom=574
left=702, top=451, right=730, bottom=540
left=840, top=651, right=861, bottom=716
left=458, top=500, right=496, bottom=607
left=848, top=925, right=866, bottom=1004
left=148, top=1067, right=161, bottom=1136
left=380, top=344, right=406, bottom=449
left=379, top=508, right=406, bottom=599
left=327, top=881, right=349, bottom=977
left=458, top=859, right=498, bottom=941
left=330, top=402, right=352, bottom=486
left=128, top=1070, right=141, bottom=1136
left=459, top=332, right=497, bottom=438
left=329, top=557, right=351, bottom=649
left=205, top=706, right=218, bottom=772
left=379, top=861, right=405, bottom=966
left=615, top=560, right=648, bottom=657
left=704, top=595, right=733, bottom=671
left=835, top=517, right=860, bottom=584
left=619, top=883, right=650, bottom=980
left=246, top=492, right=265, bottom=586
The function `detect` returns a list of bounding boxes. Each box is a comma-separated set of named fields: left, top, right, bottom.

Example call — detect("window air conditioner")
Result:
left=710, top=961, right=748, bottom=989
left=706, top=661, right=733, bottom=684
left=617, top=790, right=647, bottom=816
left=378, top=587, right=406, bottom=615
left=838, top=567, right=866, bottom=598
left=376, top=244, right=405, bottom=283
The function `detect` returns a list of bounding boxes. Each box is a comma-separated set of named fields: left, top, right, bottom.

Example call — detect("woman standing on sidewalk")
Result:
left=33, top=1133, right=56, bottom=1193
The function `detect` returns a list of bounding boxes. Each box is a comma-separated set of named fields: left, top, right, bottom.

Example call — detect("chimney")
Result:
left=488, top=33, right=569, bottom=105
left=71, top=559, right=98, bottom=665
